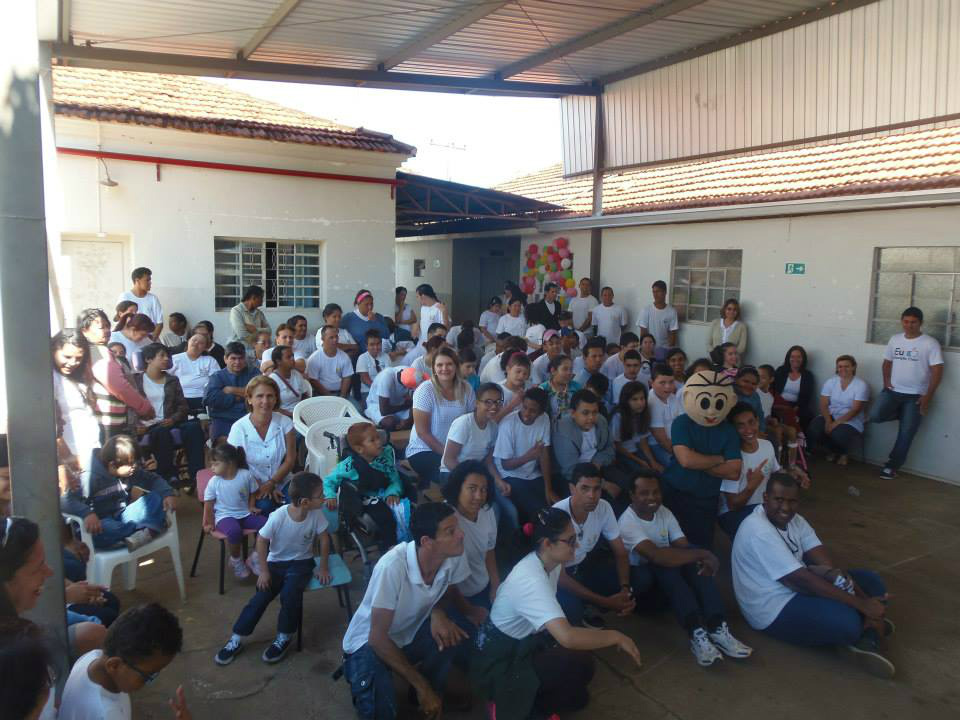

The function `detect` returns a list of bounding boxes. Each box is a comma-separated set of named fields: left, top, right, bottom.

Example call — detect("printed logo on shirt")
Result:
left=893, top=347, right=920, bottom=362
left=303, top=530, right=314, bottom=542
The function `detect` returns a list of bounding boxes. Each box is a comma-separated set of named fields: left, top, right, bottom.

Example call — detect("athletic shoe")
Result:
left=690, top=628, right=722, bottom=667
left=708, top=622, right=753, bottom=659
left=262, top=636, right=292, bottom=663
left=841, top=640, right=896, bottom=678
left=883, top=618, right=896, bottom=637
left=836, top=454, right=849, bottom=466
left=582, top=613, right=606, bottom=630
left=231, top=556, right=250, bottom=579
left=246, top=550, right=263, bottom=576
left=880, top=466, right=897, bottom=480
left=123, top=529, right=153, bottom=551
left=215, top=637, right=243, bottom=665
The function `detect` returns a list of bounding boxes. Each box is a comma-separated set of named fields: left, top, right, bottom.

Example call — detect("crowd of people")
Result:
left=0, top=266, right=946, bottom=720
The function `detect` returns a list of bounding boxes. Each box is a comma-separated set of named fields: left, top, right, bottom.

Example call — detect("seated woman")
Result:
left=707, top=298, right=748, bottom=358
left=340, top=290, right=392, bottom=357
left=268, top=345, right=312, bottom=417
left=612, top=380, right=662, bottom=475
left=109, top=312, right=155, bottom=372
left=495, top=296, right=528, bottom=339
left=171, top=330, right=220, bottom=412
left=133, top=342, right=206, bottom=487
left=773, top=345, right=816, bottom=468
left=60, top=434, right=176, bottom=552
left=405, top=347, right=476, bottom=489
left=807, top=355, right=870, bottom=465
left=226, top=376, right=297, bottom=517
left=472, top=508, right=641, bottom=720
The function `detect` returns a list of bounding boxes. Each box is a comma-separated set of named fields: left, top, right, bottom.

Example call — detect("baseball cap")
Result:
left=542, top=329, right=560, bottom=342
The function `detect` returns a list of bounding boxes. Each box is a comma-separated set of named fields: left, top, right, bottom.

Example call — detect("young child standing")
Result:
left=216, top=472, right=331, bottom=666
left=203, top=443, right=267, bottom=579
left=323, top=423, right=411, bottom=549
left=60, top=603, right=189, bottom=720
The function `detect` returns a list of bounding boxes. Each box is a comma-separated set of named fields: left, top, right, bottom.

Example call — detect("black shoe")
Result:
left=841, top=639, right=896, bottom=679
left=215, top=637, right=243, bottom=666
left=262, top=636, right=292, bottom=663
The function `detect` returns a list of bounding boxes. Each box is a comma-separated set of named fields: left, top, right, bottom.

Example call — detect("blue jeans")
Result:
left=649, top=444, right=672, bottom=468
left=406, top=451, right=441, bottom=489
left=343, top=618, right=458, bottom=720
left=869, top=389, right=924, bottom=470
left=557, top=554, right=621, bottom=626
left=491, top=480, right=519, bottom=532
left=93, top=492, right=166, bottom=549
left=629, top=562, right=726, bottom=632
left=233, top=558, right=314, bottom=636
left=503, top=476, right=548, bottom=522
left=764, top=569, right=886, bottom=646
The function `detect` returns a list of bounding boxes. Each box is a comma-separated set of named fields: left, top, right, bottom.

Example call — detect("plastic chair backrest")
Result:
left=293, top=397, right=364, bottom=436
left=305, top=417, right=370, bottom=476
left=195, top=469, right=215, bottom=501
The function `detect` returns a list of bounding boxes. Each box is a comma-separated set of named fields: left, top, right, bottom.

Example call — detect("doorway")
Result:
left=60, top=235, right=127, bottom=322
left=451, top=236, right=520, bottom=321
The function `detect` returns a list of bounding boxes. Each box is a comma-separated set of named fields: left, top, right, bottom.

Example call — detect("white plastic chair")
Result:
left=293, top=396, right=364, bottom=437
left=304, top=417, right=370, bottom=475
left=63, top=509, right=186, bottom=601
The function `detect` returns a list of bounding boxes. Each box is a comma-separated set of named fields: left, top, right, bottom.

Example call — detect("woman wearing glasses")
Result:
left=472, top=507, right=642, bottom=720
left=440, top=383, right=517, bottom=531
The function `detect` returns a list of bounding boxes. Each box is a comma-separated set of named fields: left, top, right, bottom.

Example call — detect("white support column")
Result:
left=0, top=0, right=67, bottom=651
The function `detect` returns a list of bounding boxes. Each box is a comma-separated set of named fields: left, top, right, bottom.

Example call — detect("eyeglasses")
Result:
left=480, top=398, right=504, bottom=407
left=556, top=534, right=579, bottom=548
left=123, top=658, right=160, bottom=685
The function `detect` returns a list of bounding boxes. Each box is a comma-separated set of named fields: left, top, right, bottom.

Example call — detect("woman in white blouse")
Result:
left=806, top=354, right=870, bottom=466
left=268, top=345, right=312, bottom=416
left=415, top=283, right=450, bottom=344
left=226, top=376, right=297, bottom=513
left=51, top=328, right=101, bottom=472
left=495, top=297, right=529, bottom=339
left=171, top=331, right=220, bottom=411
left=707, top=298, right=748, bottom=356
left=471, top=507, right=641, bottom=720
left=405, top=346, right=476, bottom=488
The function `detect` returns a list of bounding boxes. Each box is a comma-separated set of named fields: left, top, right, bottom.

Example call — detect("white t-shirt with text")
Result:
left=260, top=504, right=329, bottom=562
left=883, top=332, right=944, bottom=395
left=618, top=505, right=685, bottom=566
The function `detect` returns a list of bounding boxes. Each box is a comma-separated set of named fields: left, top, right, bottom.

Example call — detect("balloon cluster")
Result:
left=521, top=237, right=576, bottom=298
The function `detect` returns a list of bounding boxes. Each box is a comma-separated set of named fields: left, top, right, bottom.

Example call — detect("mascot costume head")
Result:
left=681, top=369, right=737, bottom=427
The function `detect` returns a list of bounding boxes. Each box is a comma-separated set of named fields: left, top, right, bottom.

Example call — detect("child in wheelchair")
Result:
left=323, top=422, right=414, bottom=551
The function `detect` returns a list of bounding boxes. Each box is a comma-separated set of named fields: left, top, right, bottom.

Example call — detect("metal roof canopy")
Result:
left=396, top=171, right=562, bottom=236
left=48, top=0, right=868, bottom=97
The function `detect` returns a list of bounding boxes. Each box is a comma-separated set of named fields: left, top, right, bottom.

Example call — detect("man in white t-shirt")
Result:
left=637, top=280, right=679, bottom=351
left=493, top=387, right=553, bottom=517
left=366, top=367, right=419, bottom=431
left=553, top=464, right=634, bottom=627
left=619, top=473, right=752, bottom=666
left=306, top=325, right=354, bottom=398
left=568, top=277, right=599, bottom=334
left=117, top=266, right=163, bottom=340
left=341, top=503, right=484, bottom=719
left=732, top=474, right=895, bottom=677
left=591, top=286, right=628, bottom=346
left=869, top=306, right=945, bottom=479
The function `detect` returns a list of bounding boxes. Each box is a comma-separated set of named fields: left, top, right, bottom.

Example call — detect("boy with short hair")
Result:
left=612, top=349, right=646, bottom=404
left=459, top=346, right=480, bottom=391
left=591, top=286, right=628, bottom=348
left=216, top=472, right=332, bottom=665
left=647, top=364, right=681, bottom=467
left=734, top=366, right=766, bottom=433
left=60, top=602, right=189, bottom=720
left=602, top=332, right=640, bottom=381
left=357, top=330, right=393, bottom=398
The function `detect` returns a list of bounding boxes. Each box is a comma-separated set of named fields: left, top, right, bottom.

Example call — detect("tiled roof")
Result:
left=52, top=66, right=415, bottom=156
left=496, top=125, right=960, bottom=215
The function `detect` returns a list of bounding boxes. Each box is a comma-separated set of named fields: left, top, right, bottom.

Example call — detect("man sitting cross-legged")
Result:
left=619, top=471, right=752, bottom=667
left=732, top=473, right=895, bottom=677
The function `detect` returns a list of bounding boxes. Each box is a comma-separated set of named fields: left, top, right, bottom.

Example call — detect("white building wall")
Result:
left=599, top=206, right=959, bottom=484
left=53, top=118, right=406, bottom=342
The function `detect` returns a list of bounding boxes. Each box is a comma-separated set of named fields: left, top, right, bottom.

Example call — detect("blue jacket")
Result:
left=204, top=365, right=261, bottom=422
left=552, top=414, right=615, bottom=482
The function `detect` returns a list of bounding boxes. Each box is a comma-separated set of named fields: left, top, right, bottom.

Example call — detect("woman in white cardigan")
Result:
left=707, top=298, right=748, bottom=356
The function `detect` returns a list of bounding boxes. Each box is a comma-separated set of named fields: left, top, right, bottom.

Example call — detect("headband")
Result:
left=356, top=291, right=372, bottom=304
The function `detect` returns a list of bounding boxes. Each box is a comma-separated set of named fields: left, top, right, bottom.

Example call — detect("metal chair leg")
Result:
left=190, top=528, right=205, bottom=577
left=297, top=600, right=303, bottom=652
left=218, top=540, right=225, bottom=595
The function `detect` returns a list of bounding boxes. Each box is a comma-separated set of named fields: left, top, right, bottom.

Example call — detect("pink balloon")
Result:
left=558, top=248, right=570, bottom=259
left=565, top=287, right=577, bottom=297
left=528, top=244, right=539, bottom=255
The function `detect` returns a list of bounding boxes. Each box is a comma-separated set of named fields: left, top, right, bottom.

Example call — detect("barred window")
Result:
left=670, top=249, right=742, bottom=323
left=214, top=238, right=321, bottom=311
left=869, top=247, right=959, bottom=349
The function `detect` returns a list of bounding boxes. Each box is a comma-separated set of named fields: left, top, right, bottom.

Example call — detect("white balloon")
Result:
left=560, top=258, right=571, bottom=269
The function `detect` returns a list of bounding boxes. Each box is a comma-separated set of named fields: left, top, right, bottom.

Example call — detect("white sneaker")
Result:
left=708, top=622, right=753, bottom=659
left=690, top=628, right=723, bottom=667
left=231, top=556, right=250, bottom=579
left=246, top=550, right=263, bottom=576
left=123, top=529, right=153, bottom=551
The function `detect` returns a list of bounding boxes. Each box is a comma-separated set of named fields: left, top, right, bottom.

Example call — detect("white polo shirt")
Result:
left=456, top=506, right=498, bottom=597
left=490, top=551, right=564, bottom=640
left=227, top=412, right=294, bottom=487
left=732, top=505, right=823, bottom=630
left=305, top=348, right=354, bottom=392
left=552, top=497, right=619, bottom=567
left=342, top=541, right=469, bottom=654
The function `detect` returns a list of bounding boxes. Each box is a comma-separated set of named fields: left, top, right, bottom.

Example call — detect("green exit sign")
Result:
left=785, top=262, right=806, bottom=275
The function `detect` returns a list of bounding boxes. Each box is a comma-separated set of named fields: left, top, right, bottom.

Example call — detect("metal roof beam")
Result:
left=48, top=43, right=599, bottom=97
left=598, top=0, right=880, bottom=85
left=238, top=0, right=305, bottom=61
left=493, top=0, right=708, bottom=80
left=377, top=1, right=510, bottom=71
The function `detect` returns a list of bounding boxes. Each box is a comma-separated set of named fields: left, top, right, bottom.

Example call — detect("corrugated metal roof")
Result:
left=60, top=0, right=848, bottom=94
left=495, top=124, right=960, bottom=214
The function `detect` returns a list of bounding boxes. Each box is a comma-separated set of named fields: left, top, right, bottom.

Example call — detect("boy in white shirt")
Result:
left=636, top=280, right=679, bottom=350
left=601, top=332, right=640, bottom=381
left=117, top=267, right=163, bottom=340
left=216, top=472, right=331, bottom=665
left=612, top=350, right=645, bottom=404
left=306, top=325, right=354, bottom=398
left=60, top=603, right=189, bottom=720
left=316, top=303, right=358, bottom=355
left=357, top=330, right=393, bottom=397
left=568, top=277, right=599, bottom=334
left=647, top=364, right=681, bottom=466
left=619, top=473, right=751, bottom=667
left=341, top=503, right=483, bottom=720
left=493, top=387, right=553, bottom=519
left=732, top=474, right=895, bottom=677
left=869, top=306, right=945, bottom=479
left=591, top=287, right=628, bottom=346
left=366, top=367, right=420, bottom=431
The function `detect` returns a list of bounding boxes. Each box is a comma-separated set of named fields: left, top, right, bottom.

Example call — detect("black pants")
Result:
left=806, top=416, right=862, bottom=456
left=661, top=484, right=718, bottom=551
left=533, top=646, right=595, bottom=715
left=364, top=500, right=397, bottom=551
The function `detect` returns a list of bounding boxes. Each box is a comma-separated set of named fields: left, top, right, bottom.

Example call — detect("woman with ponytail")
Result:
left=472, top=507, right=642, bottom=720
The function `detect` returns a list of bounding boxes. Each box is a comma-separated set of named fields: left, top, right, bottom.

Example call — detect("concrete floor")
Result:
left=116, top=457, right=960, bottom=720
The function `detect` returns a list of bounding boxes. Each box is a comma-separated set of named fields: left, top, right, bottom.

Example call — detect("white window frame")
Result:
left=669, top=249, right=743, bottom=324
left=214, top=237, right=321, bottom=311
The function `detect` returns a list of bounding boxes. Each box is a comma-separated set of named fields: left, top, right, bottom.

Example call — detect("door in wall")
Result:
left=60, top=236, right=127, bottom=322
left=452, top=236, right=520, bottom=321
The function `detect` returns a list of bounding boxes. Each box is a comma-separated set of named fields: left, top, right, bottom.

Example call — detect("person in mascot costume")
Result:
left=660, top=369, right=742, bottom=550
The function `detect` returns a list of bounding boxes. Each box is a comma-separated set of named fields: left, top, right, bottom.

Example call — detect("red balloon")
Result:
left=528, top=244, right=539, bottom=255
left=526, top=258, right=536, bottom=269
left=555, top=236, right=569, bottom=249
